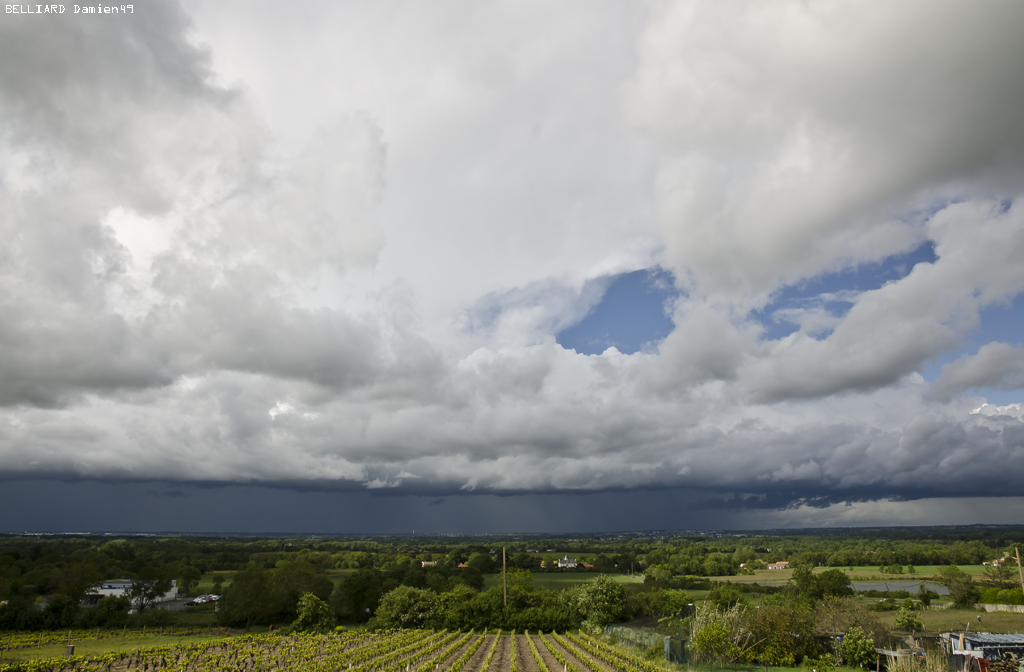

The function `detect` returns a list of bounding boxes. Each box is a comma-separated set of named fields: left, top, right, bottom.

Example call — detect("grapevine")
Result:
left=524, top=632, right=551, bottom=672
left=479, top=630, right=501, bottom=672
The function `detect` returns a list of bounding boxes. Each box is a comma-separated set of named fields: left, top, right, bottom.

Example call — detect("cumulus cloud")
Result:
left=2, top=0, right=1024, bottom=525
left=930, top=344, right=1024, bottom=402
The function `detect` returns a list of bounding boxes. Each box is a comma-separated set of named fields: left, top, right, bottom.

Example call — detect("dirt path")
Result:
left=527, top=633, right=563, bottom=672
left=458, top=634, right=496, bottom=672
left=515, top=635, right=543, bottom=672
left=438, top=633, right=483, bottom=670
left=490, top=633, right=512, bottom=672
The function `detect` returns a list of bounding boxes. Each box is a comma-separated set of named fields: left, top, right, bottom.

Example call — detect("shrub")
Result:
left=839, top=625, right=876, bottom=669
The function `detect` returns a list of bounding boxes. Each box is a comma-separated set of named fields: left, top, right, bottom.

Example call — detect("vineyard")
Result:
left=0, top=628, right=671, bottom=672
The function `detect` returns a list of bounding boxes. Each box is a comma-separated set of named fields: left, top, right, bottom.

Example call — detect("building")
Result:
left=767, top=561, right=790, bottom=570
left=558, top=556, right=577, bottom=569
left=421, top=561, right=437, bottom=567
left=84, top=579, right=177, bottom=607
left=942, top=632, right=1024, bottom=666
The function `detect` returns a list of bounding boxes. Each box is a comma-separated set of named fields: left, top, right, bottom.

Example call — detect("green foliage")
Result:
left=894, top=606, right=924, bottom=632
left=571, top=573, right=627, bottom=633
left=292, top=591, right=335, bottom=632
left=938, top=566, right=981, bottom=608
left=708, top=584, right=747, bottom=610
left=839, top=625, right=877, bottom=669
left=803, top=653, right=837, bottom=671
left=178, top=566, right=201, bottom=596
left=817, top=569, right=855, bottom=598
left=219, top=564, right=273, bottom=629
left=691, top=618, right=737, bottom=664
left=375, top=585, right=436, bottom=628
left=332, top=568, right=382, bottom=621
left=690, top=602, right=748, bottom=666
left=42, top=593, right=79, bottom=629
left=792, top=565, right=853, bottom=600
left=742, top=602, right=818, bottom=667
left=99, top=594, right=131, bottom=626
left=47, top=562, right=101, bottom=604
left=126, top=570, right=173, bottom=613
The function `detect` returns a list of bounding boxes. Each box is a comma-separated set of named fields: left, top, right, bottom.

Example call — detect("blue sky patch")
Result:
left=754, top=241, right=939, bottom=341
left=557, top=268, right=678, bottom=355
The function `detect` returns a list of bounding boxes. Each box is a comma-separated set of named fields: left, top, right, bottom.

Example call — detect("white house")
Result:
left=557, top=556, right=577, bottom=569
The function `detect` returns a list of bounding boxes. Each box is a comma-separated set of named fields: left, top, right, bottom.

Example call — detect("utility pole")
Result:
left=1016, top=547, right=1024, bottom=594
left=503, top=547, right=507, bottom=607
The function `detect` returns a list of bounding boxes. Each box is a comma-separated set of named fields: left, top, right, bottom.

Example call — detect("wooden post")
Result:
left=503, top=547, right=507, bottom=608
left=1015, top=547, right=1024, bottom=594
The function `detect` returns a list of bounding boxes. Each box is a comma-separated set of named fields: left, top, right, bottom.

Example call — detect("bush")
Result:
left=894, top=607, right=924, bottom=632
left=840, top=625, right=877, bottom=669
left=803, top=653, right=837, bottom=672
left=292, top=592, right=335, bottom=633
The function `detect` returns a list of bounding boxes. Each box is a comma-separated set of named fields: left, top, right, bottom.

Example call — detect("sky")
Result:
left=2, top=0, right=1024, bottom=533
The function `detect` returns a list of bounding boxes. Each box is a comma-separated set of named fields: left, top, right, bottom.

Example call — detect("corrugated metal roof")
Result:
left=963, top=634, right=1024, bottom=645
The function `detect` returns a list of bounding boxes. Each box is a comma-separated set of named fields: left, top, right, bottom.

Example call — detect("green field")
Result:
left=722, top=565, right=987, bottom=584
left=483, top=572, right=644, bottom=591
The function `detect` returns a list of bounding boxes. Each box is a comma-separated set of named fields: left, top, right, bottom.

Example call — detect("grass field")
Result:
left=723, top=565, right=987, bottom=584
left=483, top=572, right=644, bottom=591
left=879, top=607, right=1024, bottom=634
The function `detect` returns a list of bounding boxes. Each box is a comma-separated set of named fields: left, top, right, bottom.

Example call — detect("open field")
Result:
left=879, top=607, right=1024, bottom=634
left=721, top=565, right=988, bottom=584
left=483, top=573, right=644, bottom=591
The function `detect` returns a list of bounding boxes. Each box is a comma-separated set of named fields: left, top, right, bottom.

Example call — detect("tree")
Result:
left=332, top=568, right=382, bottom=621
left=573, top=574, right=627, bottom=633
left=220, top=564, right=273, bottom=630
left=375, top=585, right=436, bottom=628
left=292, top=592, right=335, bottom=632
left=48, top=562, right=101, bottom=605
left=817, top=569, right=854, bottom=598
left=708, top=585, right=747, bottom=610
left=839, top=625, right=876, bottom=669
left=431, top=583, right=479, bottom=630
left=938, top=566, right=981, bottom=608
left=467, top=553, right=497, bottom=573
left=96, top=595, right=130, bottom=627
left=984, top=562, right=1015, bottom=588
left=179, top=567, right=201, bottom=596
left=42, top=594, right=79, bottom=629
left=742, top=597, right=821, bottom=667
left=127, top=570, right=173, bottom=613
left=792, top=564, right=818, bottom=598
left=271, top=560, right=333, bottom=621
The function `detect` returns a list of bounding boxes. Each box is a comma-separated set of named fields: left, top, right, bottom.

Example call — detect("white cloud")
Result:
left=2, top=0, right=1024, bottom=523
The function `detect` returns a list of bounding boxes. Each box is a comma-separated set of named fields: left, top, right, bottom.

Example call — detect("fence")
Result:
left=604, top=625, right=687, bottom=664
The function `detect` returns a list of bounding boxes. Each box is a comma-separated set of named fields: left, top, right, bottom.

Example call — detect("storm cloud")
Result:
left=2, top=0, right=1024, bottom=530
